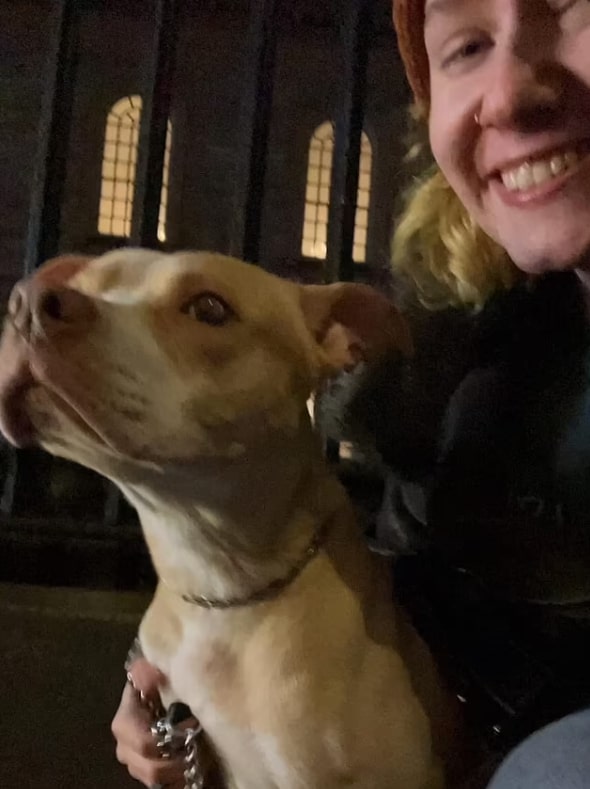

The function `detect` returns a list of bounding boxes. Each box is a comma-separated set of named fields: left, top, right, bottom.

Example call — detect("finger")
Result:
left=112, top=684, right=159, bottom=757
left=128, top=657, right=168, bottom=703
left=117, top=744, right=185, bottom=787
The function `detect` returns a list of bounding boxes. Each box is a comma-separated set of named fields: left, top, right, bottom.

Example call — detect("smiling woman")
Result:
left=421, top=0, right=590, bottom=274
left=386, top=1, right=590, bottom=787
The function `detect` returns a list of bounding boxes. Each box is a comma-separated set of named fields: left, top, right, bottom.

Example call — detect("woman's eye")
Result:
left=549, top=0, right=579, bottom=13
left=182, top=293, right=232, bottom=326
left=443, top=36, right=490, bottom=68
left=550, top=0, right=590, bottom=27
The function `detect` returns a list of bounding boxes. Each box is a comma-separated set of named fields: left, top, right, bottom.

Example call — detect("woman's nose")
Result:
left=476, top=52, right=565, bottom=131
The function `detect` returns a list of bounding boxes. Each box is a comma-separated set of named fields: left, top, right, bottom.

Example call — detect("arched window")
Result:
left=301, top=122, right=333, bottom=260
left=158, top=123, right=172, bottom=242
left=98, top=95, right=171, bottom=242
left=301, top=122, right=372, bottom=263
left=353, top=132, right=372, bottom=264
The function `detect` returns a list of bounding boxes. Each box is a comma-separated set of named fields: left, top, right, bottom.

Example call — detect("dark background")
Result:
left=0, top=1, right=410, bottom=786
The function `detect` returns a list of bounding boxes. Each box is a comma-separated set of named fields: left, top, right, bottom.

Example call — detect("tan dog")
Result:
left=0, top=249, right=459, bottom=789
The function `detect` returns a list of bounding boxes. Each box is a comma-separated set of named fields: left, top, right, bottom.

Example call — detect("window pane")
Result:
left=98, top=96, right=170, bottom=241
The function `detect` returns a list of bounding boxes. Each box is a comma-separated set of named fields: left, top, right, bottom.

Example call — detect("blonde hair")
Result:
left=392, top=163, right=522, bottom=311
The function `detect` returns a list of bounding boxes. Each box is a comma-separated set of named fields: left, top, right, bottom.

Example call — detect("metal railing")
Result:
left=0, top=0, right=391, bottom=588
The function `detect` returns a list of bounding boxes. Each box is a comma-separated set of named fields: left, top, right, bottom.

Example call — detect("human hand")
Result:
left=111, top=658, right=187, bottom=788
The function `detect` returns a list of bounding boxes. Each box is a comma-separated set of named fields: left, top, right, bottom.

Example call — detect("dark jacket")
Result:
left=340, top=271, right=590, bottom=750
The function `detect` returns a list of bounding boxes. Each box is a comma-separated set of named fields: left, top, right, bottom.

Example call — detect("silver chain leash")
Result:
left=149, top=701, right=207, bottom=789
left=183, top=724, right=206, bottom=789
left=124, top=639, right=209, bottom=789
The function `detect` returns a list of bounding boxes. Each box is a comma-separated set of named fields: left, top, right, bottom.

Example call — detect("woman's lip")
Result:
left=489, top=151, right=590, bottom=207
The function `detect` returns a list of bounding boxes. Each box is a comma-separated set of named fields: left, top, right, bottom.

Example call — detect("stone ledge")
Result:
left=0, top=582, right=150, bottom=624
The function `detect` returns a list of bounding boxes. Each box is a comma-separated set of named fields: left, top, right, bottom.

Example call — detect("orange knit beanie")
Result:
left=392, top=0, right=429, bottom=107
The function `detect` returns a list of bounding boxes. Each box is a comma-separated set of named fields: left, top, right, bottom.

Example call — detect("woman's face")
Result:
left=425, top=0, right=590, bottom=274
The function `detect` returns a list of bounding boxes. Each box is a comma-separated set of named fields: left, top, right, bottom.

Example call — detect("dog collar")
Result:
left=177, top=519, right=331, bottom=610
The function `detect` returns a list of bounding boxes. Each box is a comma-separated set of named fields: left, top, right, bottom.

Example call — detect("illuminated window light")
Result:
left=301, top=122, right=372, bottom=263
left=98, top=95, right=172, bottom=242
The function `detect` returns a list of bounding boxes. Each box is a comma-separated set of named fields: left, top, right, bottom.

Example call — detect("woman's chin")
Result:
left=480, top=185, right=590, bottom=276
left=493, top=225, right=590, bottom=277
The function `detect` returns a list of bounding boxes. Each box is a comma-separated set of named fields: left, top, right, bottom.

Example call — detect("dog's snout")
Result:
left=34, top=285, right=96, bottom=329
left=8, top=283, right=31, bottom=336
left=38, top=290, right=64, bottom=321
left=8, top=285, right=23, bottom=318
left=7, top=280, right=96, bottom=338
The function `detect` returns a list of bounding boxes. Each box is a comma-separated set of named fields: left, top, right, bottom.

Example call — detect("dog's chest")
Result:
left=141, top=599, right=350, bottom=784
left=140, top=597, right=245, bottom=711
left=149, top=619, right=323, bottom=789
left=171, top=626, right=245, bottom=715
left=138, top=569, right=442, bottom=789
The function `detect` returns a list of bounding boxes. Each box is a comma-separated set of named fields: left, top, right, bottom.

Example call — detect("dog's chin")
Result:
left=24, top=387, right=102, bottom=449
left=16, top=386, right=133, bottom=471
left=24, top=389, right=211, bottom=473
left=10, top=384, right=274, bottom=477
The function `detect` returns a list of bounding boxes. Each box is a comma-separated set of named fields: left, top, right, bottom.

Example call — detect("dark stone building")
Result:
left=0, top=0, right=412, bottom=582
left=1, top=0, right=411, bottom=305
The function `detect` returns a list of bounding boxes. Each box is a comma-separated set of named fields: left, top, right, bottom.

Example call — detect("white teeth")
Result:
left=503, top=170, right=519, bottom=191
left=515, top=164, right=535, bottom=190
left=532, top=161, right=550, bottom=185
left=500, top=150, right=580, bottom=192
left=550, top=156, right=566, bottom=176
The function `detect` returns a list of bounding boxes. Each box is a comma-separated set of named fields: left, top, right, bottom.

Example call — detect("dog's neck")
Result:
left=117, top=416, right=347, bottom=604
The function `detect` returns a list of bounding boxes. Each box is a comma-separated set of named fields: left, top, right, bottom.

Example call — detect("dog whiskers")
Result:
left=118, top=407, right=145, bottom=423
left=112, top=363, right=141, bottom=383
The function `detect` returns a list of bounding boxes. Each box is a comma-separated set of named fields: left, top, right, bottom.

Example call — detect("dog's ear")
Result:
left=300, top=282, right=412, bottom=373
left=35, top=254, right=94, bottom=287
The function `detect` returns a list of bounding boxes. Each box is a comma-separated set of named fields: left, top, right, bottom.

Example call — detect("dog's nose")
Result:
left=7, top=280, right=96, bottom=338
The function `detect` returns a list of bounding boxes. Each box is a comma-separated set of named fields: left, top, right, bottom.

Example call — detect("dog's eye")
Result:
left=182, top=293, right=232, bottom=326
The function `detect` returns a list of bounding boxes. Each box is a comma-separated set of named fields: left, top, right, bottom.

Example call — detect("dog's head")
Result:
left=0, top=249, right=411, bottom=475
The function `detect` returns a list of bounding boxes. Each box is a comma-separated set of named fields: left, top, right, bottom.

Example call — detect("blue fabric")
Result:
left=487, top=709, right=590, bottom=788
